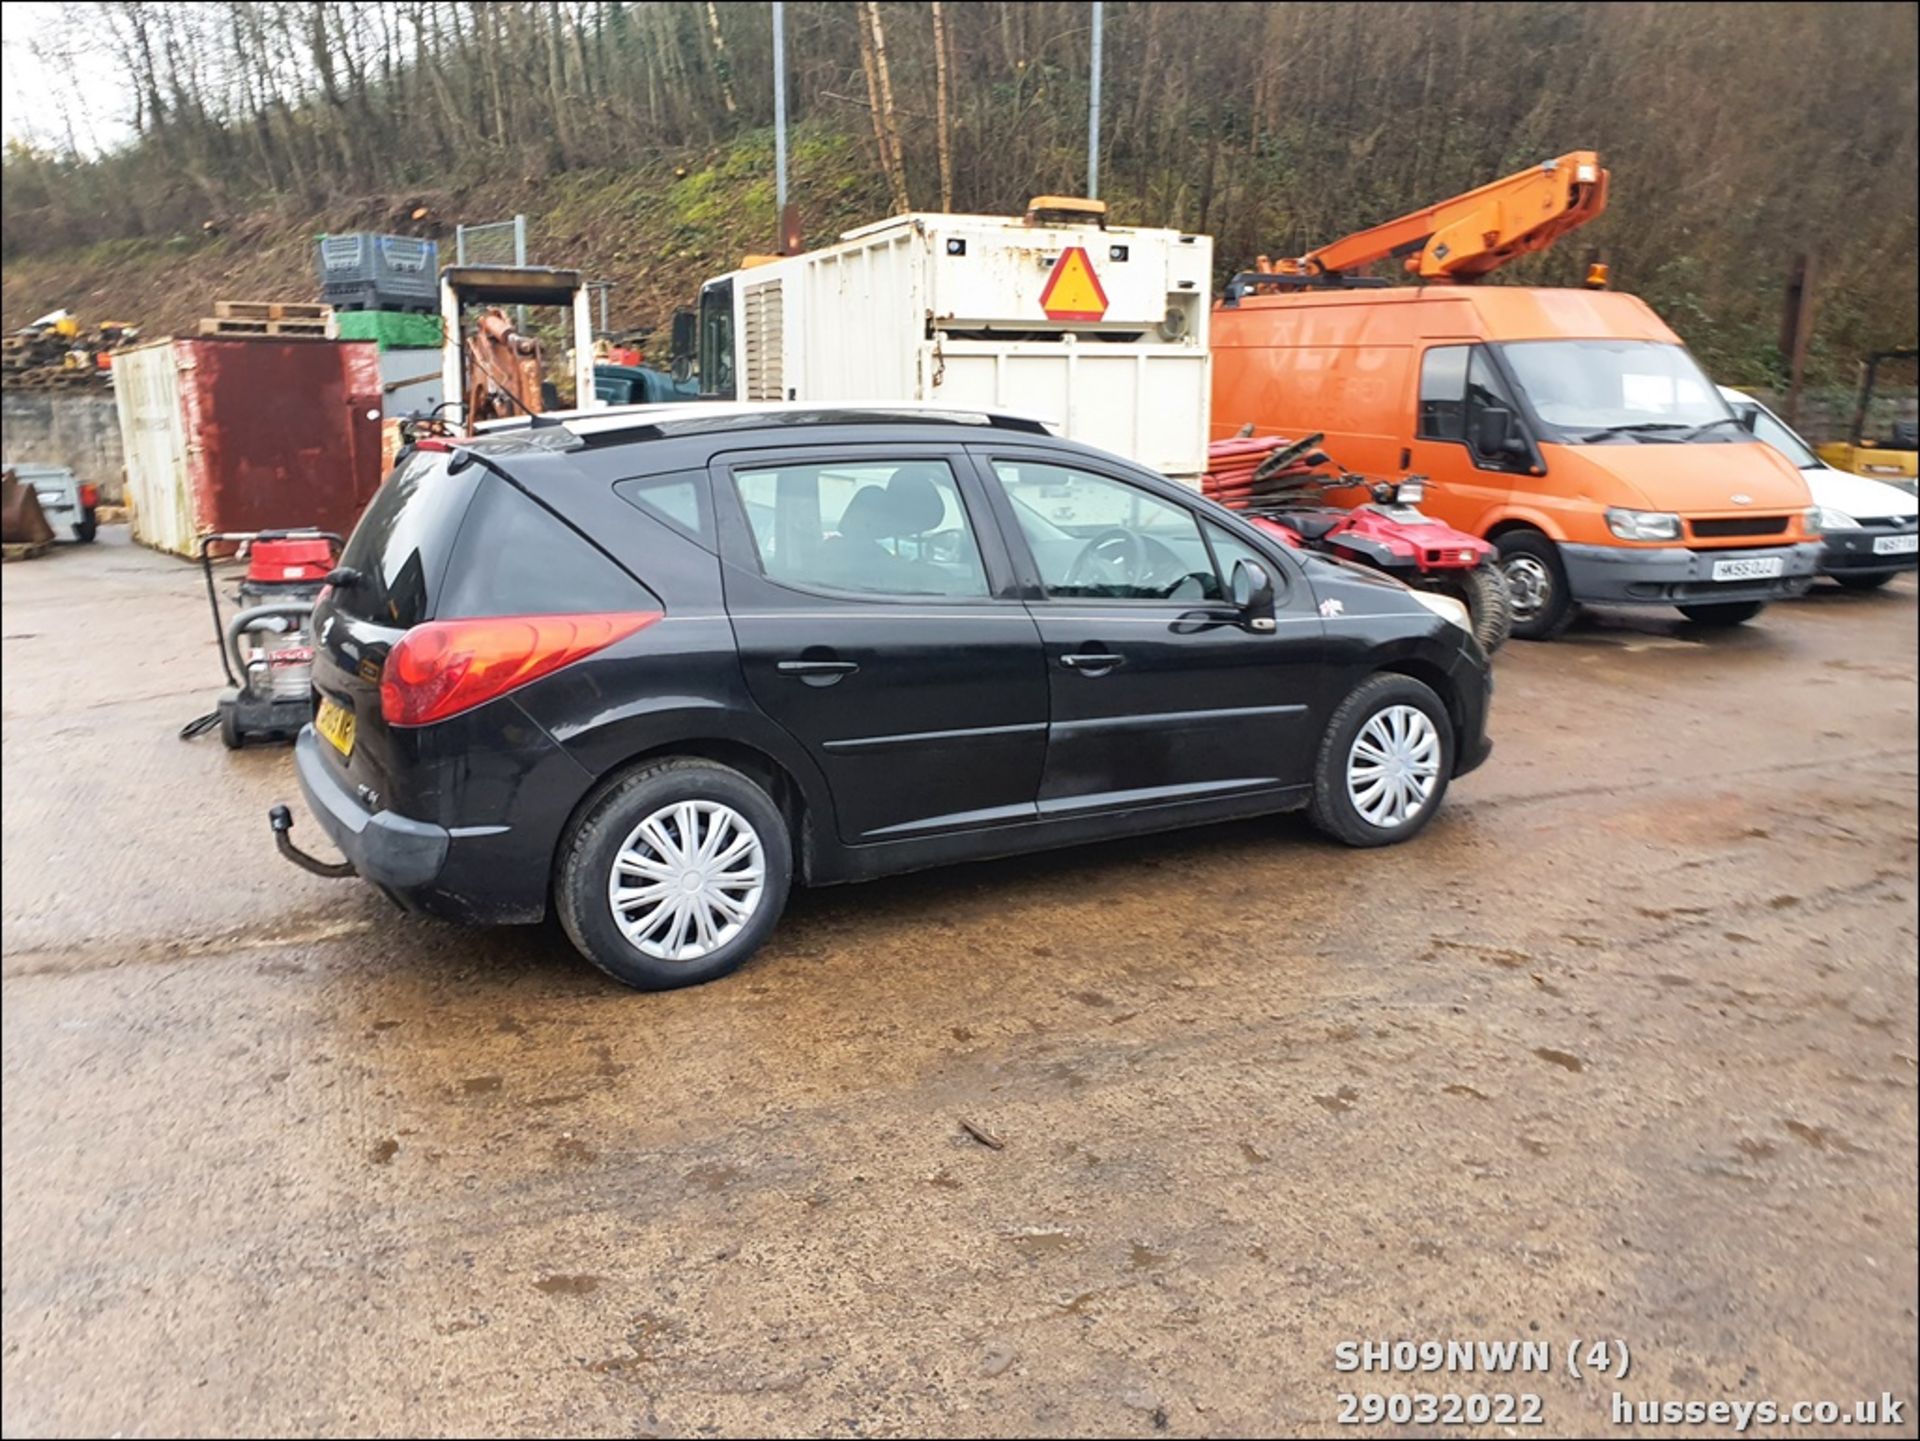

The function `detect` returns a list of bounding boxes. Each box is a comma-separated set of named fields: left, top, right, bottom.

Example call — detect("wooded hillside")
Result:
left=4, top=2, right=1915, bottom=385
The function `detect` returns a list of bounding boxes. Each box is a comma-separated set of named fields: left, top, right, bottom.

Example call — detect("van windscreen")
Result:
left=1498, top=340, right=1733, bottom=441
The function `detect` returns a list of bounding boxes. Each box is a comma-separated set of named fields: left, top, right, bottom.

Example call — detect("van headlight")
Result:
left=1410, top=590, right=1471, bottom=634
left=1605, top=507, right=1682, bottom=541
left=1814, top=507, right=1854, bottom=532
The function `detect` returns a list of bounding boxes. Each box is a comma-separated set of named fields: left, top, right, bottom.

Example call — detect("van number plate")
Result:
left=316, top=698, right=356, bottom=758
left=1872, top=533, right=1918, bottom=556
left=1710, top=556, right=1784, bottom=582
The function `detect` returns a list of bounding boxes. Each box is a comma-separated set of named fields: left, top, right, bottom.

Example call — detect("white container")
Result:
left=702, top=211, right=1213, bottom=479
left=113, top=341, right=194, bottom=556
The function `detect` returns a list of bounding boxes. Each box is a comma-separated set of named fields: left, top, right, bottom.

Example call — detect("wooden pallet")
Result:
left=213, top=299, right=334, bottom=322
left=2, top=540, right=52, bottom=563
left=198, top=316, right=333, bottom=339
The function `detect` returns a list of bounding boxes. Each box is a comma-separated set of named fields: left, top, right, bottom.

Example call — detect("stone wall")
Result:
left=1, top=389, right=125, bottom=502
left=1, top=389, right=125, bottom=506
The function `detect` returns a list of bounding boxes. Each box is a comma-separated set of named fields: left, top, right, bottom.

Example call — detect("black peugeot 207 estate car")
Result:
left=274, top=404, right=1492, bottom=989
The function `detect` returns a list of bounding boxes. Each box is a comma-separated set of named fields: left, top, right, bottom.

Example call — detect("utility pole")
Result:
left=772, top=1, right=788, bottom=217
left=1088, top=1, right=1104, bottom=199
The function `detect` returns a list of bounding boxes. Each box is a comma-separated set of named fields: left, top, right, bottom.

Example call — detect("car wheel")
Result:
left=1496, top=531, right=1575, bottom=640
left=73, top=508, right=98, bottom=543
left=1677, top=600, right=1765, bottom=626
left=1834, top=572, right=1895, bottom=592
left=1308, top=673, right=1454, bottom=848
left=555, top=758, right=792, bottom=990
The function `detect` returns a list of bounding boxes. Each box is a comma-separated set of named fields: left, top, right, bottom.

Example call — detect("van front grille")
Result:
left=1691, top=516, right=1790, bottom=539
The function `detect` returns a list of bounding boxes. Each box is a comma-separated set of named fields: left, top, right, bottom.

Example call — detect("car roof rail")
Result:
left=474, top=400, right=1060, bottom=443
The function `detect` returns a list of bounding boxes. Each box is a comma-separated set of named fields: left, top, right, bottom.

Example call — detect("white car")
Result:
left=1720, top=386, right=1918, bottom=590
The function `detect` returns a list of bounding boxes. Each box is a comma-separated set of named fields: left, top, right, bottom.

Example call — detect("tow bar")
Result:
left=269, top=804, right=356, bottom=878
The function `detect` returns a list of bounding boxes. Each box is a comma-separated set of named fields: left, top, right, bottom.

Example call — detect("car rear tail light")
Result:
left=381, top=611, right=662, bottom=727
left=79, top=483, right=99, bottom=507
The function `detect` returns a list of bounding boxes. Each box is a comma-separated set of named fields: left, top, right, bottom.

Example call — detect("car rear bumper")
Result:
left=291, top=726, right=542, bottom=923
left=1559, top=541, right=1820, bottom=606
left=1817, top=523, right=1918, bottom=576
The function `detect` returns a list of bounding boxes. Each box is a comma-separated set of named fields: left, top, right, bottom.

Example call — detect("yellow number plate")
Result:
left=315, top=698, right=356, bottom=758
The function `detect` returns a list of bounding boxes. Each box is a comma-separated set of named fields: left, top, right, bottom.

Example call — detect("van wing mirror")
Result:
left=1231, top=559, right=1277, bottom=632
left=1474, top=406, right=1527, bottom=460
left=668, top=307, right=697, bottom=385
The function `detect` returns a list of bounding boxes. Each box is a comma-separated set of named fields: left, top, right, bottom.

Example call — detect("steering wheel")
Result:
left=1066, top=528, right=1151, bottom=590
left=1065, top=528, right=1191, bottom=595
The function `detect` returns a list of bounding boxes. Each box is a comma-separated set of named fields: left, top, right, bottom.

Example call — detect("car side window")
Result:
left=1418, top=346, right=1470, bottom=440
left=730, top=458, right=989, bottom=598
left=990, top=460, right=1223, bottom=602
left=615, top=470, right=708, bottom=543
left=1203, top=520, right=1275, bottom=595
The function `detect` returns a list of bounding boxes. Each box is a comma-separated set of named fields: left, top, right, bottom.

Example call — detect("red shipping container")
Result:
left=114, top=337, right=385, bottom=557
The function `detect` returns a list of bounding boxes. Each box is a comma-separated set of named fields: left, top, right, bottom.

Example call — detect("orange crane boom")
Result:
left=1242, top=151, right=1609, bottom=291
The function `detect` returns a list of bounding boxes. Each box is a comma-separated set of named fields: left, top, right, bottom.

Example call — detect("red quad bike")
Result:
left=1204, top=433, right=1514, bottom=654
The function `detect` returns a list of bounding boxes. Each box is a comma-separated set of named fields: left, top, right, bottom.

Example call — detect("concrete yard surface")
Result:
left=3, top=530, right=1915, bottom=1437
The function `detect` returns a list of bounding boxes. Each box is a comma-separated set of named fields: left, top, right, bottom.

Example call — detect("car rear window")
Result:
left=333, top=449, right=473, bottom=629
left=439, top=472, right=657, bottom=619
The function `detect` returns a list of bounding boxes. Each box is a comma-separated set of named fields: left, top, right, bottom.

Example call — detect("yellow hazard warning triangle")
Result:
left=1038, top=246, right=1110, bottom=322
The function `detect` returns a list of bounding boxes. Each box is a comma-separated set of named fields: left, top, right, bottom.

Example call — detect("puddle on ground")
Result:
left=535, top=1273, right=603, bottom=1296
left=1128, top=1242, right=1168, bottom=1271
left=1313, top=1085, right=1360, bottom=1114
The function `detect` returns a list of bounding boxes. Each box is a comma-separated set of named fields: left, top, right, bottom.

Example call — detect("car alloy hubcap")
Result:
left=607, top=800, right=766, bottom=961
left=1503, top=554, right=1552, bottom=620
left=1346, top=705, right=1441, bottom=829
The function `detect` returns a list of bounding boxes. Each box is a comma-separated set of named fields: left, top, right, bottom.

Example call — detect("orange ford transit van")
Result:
left=1211, top=286, right=1820, bottom=638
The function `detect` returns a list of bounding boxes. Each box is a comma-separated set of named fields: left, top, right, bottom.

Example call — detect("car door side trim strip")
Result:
left=1052, top=702, right=1306, bottom=739
left=822, top=720, right=1049, bottom=753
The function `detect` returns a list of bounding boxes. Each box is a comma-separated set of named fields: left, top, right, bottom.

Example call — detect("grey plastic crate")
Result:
left=313, top=233, right=439, bottom=308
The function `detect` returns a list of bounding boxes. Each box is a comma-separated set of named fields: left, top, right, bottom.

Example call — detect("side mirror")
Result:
left=669, top=307, right=697, bottom=385
left=1231, top=559, right=1277, bottom=632
left=1474, top=406, right=1528, bottom=460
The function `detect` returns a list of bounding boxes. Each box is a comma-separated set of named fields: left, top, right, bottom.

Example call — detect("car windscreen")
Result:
left=1497, top=340, right=1734, bottom=441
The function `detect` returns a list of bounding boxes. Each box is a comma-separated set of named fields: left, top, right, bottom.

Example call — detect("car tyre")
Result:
left=1308, top=673, right=1454, bottom=848
left=556, top=757, right=792, bottom=991
left=1496, top=531, right=1575, bottom=640
left=1833, top=572, right=1896, bottom=592
left=73, top=507, right=98, bottom=543
left=1677, top=600, right=1765, bottom=625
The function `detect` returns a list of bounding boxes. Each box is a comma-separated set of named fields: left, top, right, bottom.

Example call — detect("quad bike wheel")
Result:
left=1426, top=565, right=1513, bottom=654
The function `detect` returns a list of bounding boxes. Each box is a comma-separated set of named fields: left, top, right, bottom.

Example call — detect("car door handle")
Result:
left=776, top=659, right=859, bottom=676
left=1060, top=652, right=1125, bottom=672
